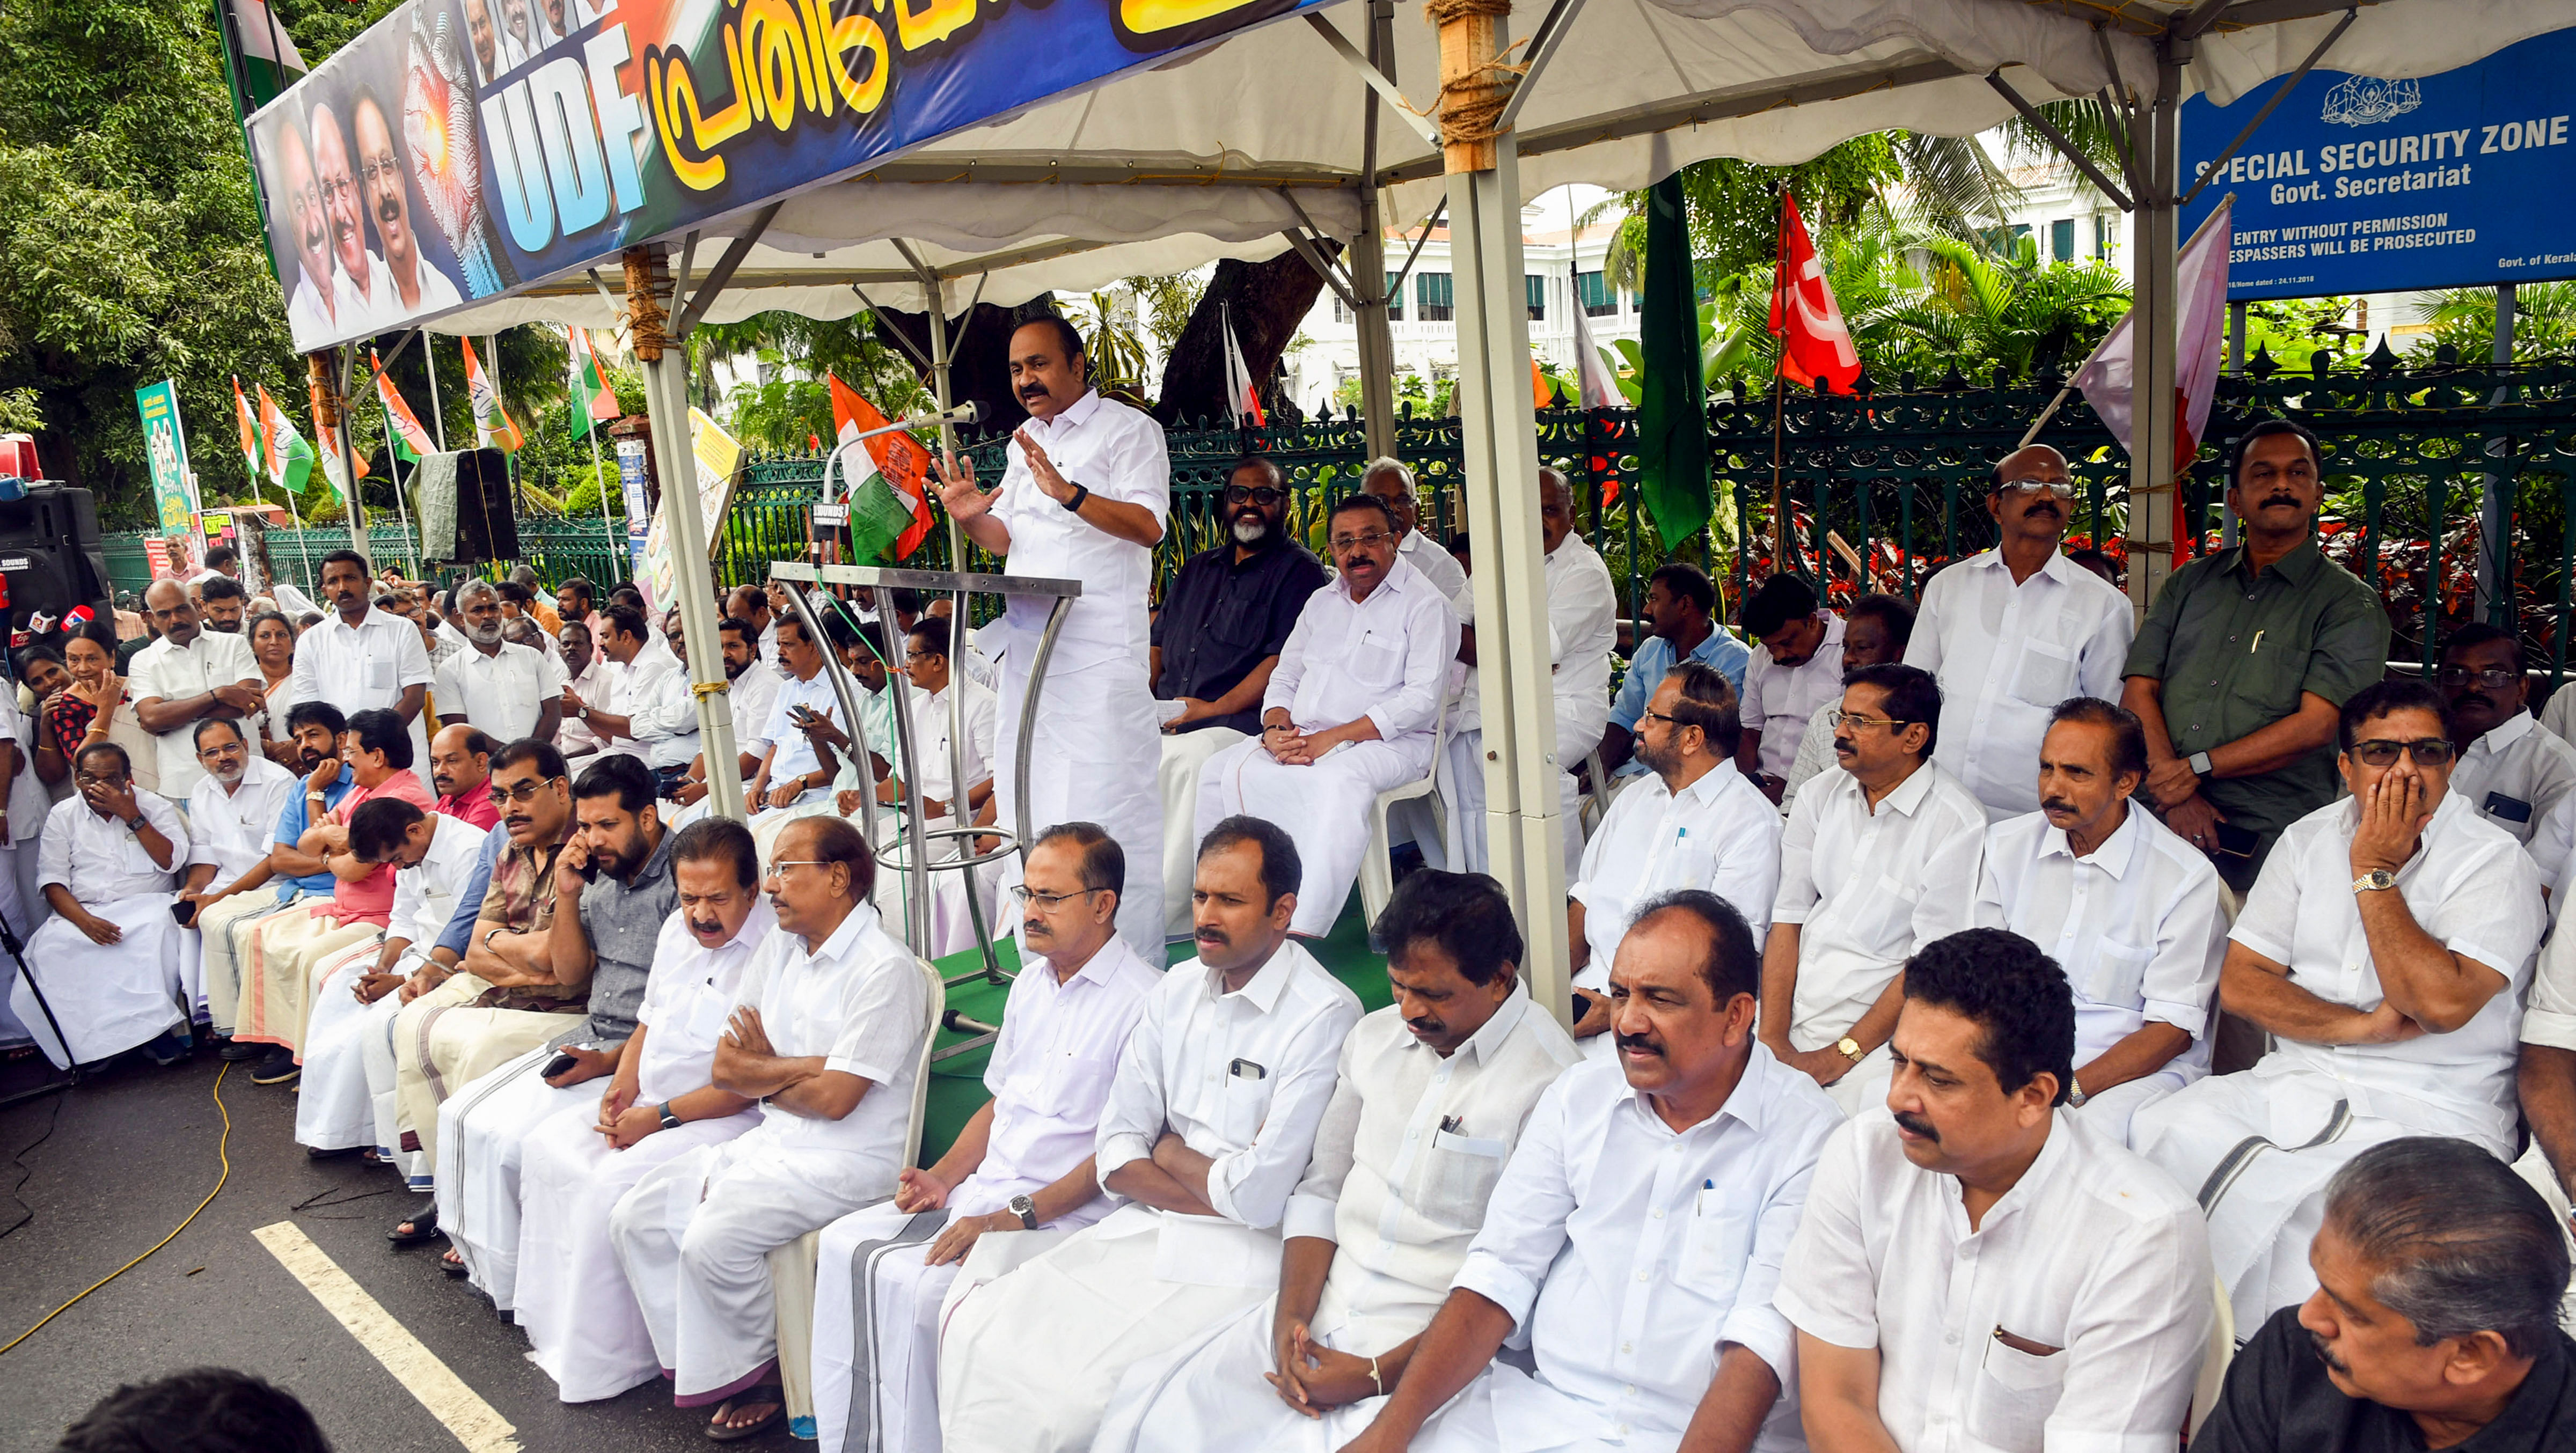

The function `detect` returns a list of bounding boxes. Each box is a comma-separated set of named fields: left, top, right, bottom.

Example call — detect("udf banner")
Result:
left=133, top=380, right=201, bottom=538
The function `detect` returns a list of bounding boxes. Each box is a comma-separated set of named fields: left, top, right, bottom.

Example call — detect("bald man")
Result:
left=268, top=118, right=337, bottom=341
left=349, top=92, right=461, bottom=316
left=129, top=579, right=263, bottom=798
left=1902, top=445, right=2132, bottom=821
left=309, top=105, right=391, bottom=334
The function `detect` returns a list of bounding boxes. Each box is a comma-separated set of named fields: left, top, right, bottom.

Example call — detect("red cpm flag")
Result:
left=1768, top=193, right=1862, bottom=396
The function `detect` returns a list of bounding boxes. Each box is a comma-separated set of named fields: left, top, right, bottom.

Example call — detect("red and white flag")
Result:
left=1768, top=192, right=1862, bottom=395
left=2072, top=196, right=2235, bottom=469
left=1221, top=302, right=1265, bottom=427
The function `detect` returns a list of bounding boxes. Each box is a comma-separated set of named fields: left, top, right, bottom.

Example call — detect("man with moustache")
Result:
left=1905, top=445, right=2135, bottom=821
left=496, top=0, right=535, bottom=69
left=809, top=823, right=1161, bottom=1453
left=1972, top=699, right=2227, bottom=1143
left=610, top=816, right=928, bottom=1441
left=309, top=104, right=390, bottom=334
left=292, top=550, right=435, bottom=787
left=940, top=818, right=1364, bottom=1453
left=464, top=0, right=501, bottom=81
left=932, top=314, right=1172, bottom=955
left=1096, top=869, right=1581, bottom=1453
left=349, top=90, right=461, bottom=317
left=1762, top=663, right=1986, bottom=1112
left=177, top=719, right=302, bottom=1052
left=1779, top=592, right=1914, bottom=813
left=426, top=724, right=500, bottom=831
left=1602, top=563, right=1752, bottom=782
left=1197, top=494, right=1459, bottom=937
left=1152, top=455, right=1328, bottom=940
left=1781, top=929, right=2215, bottom=1453
left=1335, top=891, right=1841, bottom=1453
left=200, top=576, right=251, bottom=635
left=2436, top=623, right=2576, bottom=867
left=11, top=743, right=196, bottom=1068
left=436, top=578, right=567, bottom=746
left=2124, top=418, right=2391, bottom=890
left=1358, top=458, right=1469, bottom=613
left=270, top=115, right=340, bottom=341
left=1738, top=574, right=1847, bottom=804
left=130, top=578, right=263, bottom=799
left=556, top=619, right=620, bottom=761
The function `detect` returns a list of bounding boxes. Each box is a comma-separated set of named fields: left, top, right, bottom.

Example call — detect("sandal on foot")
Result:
left=705, top=1389, right=785, bottom=1442
left=386, top=1206, right=442, bottom=1245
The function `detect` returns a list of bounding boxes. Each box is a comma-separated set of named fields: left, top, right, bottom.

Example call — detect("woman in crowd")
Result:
left=34, top=622, right=157, bottom=796
left=246, top=609, right=305, bottom=766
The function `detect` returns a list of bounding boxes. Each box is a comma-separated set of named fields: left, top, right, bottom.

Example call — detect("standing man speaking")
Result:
left=933, top=317, right=1168, bottom=954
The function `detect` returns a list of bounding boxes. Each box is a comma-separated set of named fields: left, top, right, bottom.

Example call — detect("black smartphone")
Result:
left=171, top=900, right=197, bottom=927
left=1572, top=992, right=1589, bottom=1019
left=543, top=1052, right=580, bottom=1080
left=2211, top=821, right=2260, bottom=860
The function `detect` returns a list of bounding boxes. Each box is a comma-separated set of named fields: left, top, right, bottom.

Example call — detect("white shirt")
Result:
left=184, top=755, right=300, bottom=886
left=1281, top=986, right=1580, bottom=1334
left=1396, top=526, right=1469, bottom=616
left=976, top=936, right=1161, bottom=1223
left=1459, top=534, right=1619, bottom=762
left=634, top=902, right=774, bottom=1103
left=2450, top=708, right=2576, bottom=847
left=1772, top=761, right=1989, bottom=1050
left=1778, top=701, right=1842, bottom=814
left=559, top=659, right=626, bottom=760
left=37, top=790, right=187, bottom=903
left=384, top=253, right=464, bottom=314
left=128, top=628, right=262, bottom=797
left=1740, top=613, right=1847, bottom=780
left=728, top=903, right=929, bottom=1200
left=757, top=620, right=780, bottom=672
left=433, top=640, right=568, bottom=746
left=1904, top=549, right=2134, bottom=818
left=332, top=251, right=397, bottom=334
left=1265, top=555, right=1460, bottom=744
left=289, top=605, right=435, bottom=764
left=284, top=271, right=336, bottom=347
left=1570, top=760, right=1782, bottom=984
left=619, top=640, right=699, bottom=769
left=386, top=812, right=488, bottom=946
left=899, top=674, right=996, bottom=809
left=2230, top=790, right=2546, bottom=1150
left=1452, top=1048, right=1842, bottom=1452
left=0, top=692, right=54, bottom=842
left=1974, top=807, right=2227, bottom=1068
left=758, top=669, right=841, bottom=791
left=1776, top=1110, right=2215, bottom=1453
left=727, top=661, right=784, bottom=762
left=990, top=390, right=1169, bottom=669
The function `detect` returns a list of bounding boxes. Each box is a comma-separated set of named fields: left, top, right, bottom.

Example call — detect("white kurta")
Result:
left=623, top=640, right=701, bottom=770
left=432, top=639, right=568, bottom=745
left=127, top=628, right=261, bottom=798
left=2132, top=790, right=2546, bottom=1330
left=289, top=604, right=435, bottom=785
left=937, top=942, right=1364, bottom=1453
left=1570, top=760, right=1782, bottom=994
left=1196, top=557, right=1460, bottom=937
left=1094, top=988, right=1582, bottom=1453
left=12, top=792, right=195, bottom=1068
left=986, top=389, right=1170, bottom=958
left=1739, top=612, right=1847, bottom=781
left=2467, top=711, right=2576, bottom=882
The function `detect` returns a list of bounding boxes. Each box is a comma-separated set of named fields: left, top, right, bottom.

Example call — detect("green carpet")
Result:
left=918, top=889, right=1392, bottom=1163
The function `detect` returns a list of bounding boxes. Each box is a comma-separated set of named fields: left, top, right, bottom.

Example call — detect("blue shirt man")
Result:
left=1605, top=562, right=1751, bottom=779
left=273, top=762, right=356, bottom=901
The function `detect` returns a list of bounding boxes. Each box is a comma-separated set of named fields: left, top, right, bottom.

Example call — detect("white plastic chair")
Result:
left=1360, top=683, right=1463, bottom=928
left=1576, top=746, right=1612, bottom=838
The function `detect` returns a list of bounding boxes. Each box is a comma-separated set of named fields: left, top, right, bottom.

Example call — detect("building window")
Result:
left=2094, top=214, right=2116, bottom=259
left=1333, top=293, right=1351, bottom=324
left=1526, top=275, right=1546, bottom=321
left=1385, top=271, right=1404, bottom=321
left=1578, top=270, right=1616, bottom=317
left=1416, top=271, right=1454, bottom=322
left=2051, top=219, right=2075, bottom=263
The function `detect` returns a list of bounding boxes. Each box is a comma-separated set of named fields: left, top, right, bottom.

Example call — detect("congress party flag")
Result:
left=374, top=351, right=437, bottom=463
left=253, top=383, right=315, bottom=496
left=568, top=327, right=620, bottom=439
left=233, top=376, right=263, bottom=474
left=827, top=375, right=936, bottom=562
left=462, top=335, right=524, bottom=453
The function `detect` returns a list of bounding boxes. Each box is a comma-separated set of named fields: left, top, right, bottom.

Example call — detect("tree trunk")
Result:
left=1154, top=246, right=1338, bottom=429
left=868, top=298, right=1060, bottom=441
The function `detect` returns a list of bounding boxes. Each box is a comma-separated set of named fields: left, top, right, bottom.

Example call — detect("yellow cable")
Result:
left=0, top=1061, right=233, bottom=1357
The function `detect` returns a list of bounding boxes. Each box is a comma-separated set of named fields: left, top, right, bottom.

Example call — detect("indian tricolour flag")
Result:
left=233, top=376, right=264, bottom=476
left=253, top=383, right=315, bottom=496
left=827, top=375, right=936, bottom=561
left=568, top=327, right=620, bottom=438
left=374, top=350, right=437, bottom=463
left=462, top=335, right=524, bottom=452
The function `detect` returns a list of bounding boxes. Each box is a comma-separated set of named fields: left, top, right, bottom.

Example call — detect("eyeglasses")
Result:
left=764, top=860, right=833, bottom=879
left=2350, top=737, right=2456, bottom=767
left=2434, top=667, right=2521, bottom=691
left=1009, top=885, right=1103, bottom=908
left=486, top=774, right=564, bottom=805
left=1828, top=710, right=1912, bottom=732
left=1329, top=530, right=1394, bottom=552
left=1223, top=485, right=1287, bottom=505
left=1638, top=708, right=1697, bottom=731
left=1997, top=478, right=2077, bottom=498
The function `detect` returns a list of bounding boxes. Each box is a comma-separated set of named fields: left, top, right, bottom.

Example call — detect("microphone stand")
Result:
left=0, top=902, right=78, bottom=1110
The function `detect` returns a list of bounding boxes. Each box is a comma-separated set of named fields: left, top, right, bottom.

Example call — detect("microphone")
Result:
left=838, top=398, right=986, bottom=445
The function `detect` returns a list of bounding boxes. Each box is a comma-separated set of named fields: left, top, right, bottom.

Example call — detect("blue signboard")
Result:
left=2179, top=27, right=2576, bottom=301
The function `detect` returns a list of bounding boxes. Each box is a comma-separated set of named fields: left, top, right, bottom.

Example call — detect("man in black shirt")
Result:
left=1150, top=454, right=1326, bottom=939
left=2194, top=1136, right=2572, bottom=1453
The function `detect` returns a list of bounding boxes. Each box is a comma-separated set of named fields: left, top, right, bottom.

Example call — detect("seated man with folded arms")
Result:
left=2134, top=678, right=2547, bottom=1334
left=203, top=703, right=356, bottom=1065
left=292, top=793, right=488, bottom=1160
left=1569, top=662, right=1780, bottom=1059
left=940, top=818, right=1365, bottom=1453
left=2192, top=1136, right=2575, bottom=1452
left=441, top=752, right=676, bottom=1302
left=1973, top=699, right=2227, bottom=1143
left=1197, top=495, right=1459, bottom=937
left=1097, top=869, right=1580, bottom=1453
left=1337, top=891, right=1840, bottom=1453
left=811, top=822, right=1161, bottom=1453
left=1781, top=929, right=2215, bottom=1453
left=10, top=742, right=195, bottom=1068
left=610, top=816, right=928, bottom=1441
left=515, top=818, right=774, bottom=1405
left=177, top=718, right=299, bottom=1047
left=1762, top=663, right=1986, bottom=1113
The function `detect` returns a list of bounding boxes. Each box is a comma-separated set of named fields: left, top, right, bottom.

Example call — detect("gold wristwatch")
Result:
left=1835, top=1036, right=1864, bottom=1063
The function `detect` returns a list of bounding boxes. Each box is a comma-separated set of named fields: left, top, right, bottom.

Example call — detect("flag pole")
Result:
left=1770, top=187, right=1789, bottom=576
left=423, top=333, right=448, bottom=451
left=576, top=330, right=618, bottom=539
left=377, top=386, right=417, bottom=576
left=2021, top=193, right=2237, bottom=452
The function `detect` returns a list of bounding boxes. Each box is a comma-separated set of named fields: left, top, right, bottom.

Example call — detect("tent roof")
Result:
left=427, top=0, right=2569, bottom=335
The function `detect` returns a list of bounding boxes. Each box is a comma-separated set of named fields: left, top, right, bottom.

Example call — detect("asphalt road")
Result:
left=0, top=1046, right=719, bottom=1452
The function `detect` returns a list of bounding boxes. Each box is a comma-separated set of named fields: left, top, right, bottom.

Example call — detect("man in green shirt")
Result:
left=2121, top=417, right=2390, bottom=892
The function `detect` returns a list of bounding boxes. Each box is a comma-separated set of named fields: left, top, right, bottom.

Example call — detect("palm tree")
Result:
left=1877, top=233, right=2131, bottom=378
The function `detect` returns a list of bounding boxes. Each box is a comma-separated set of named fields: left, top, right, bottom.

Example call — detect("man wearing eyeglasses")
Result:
left=2434, top=623, right=2576, bottom=860
left=309, top=102, right=391, bottom=335
left=349, top=89, right=461, bottom=317
left=1195, top=494, right=1461, bottom=937
left=2133, top=678, right=2546, bottom=1334
left=809, top=822, right=1160, bottom=1453
left=1153, top=456, right=1328, bottom=940
left=1359, top=458, right=1470, bottom=613
left=1902, top=444, right=2134, bottom=822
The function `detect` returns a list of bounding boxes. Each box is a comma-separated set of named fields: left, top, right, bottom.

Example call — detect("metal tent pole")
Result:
left=1352, top=0, right=1400, bottom=458
left=2126, top=42, right=2182, bottom=611
left=423, top=334, right=449, bottom=451
left=2477, top=282, right=2519, bottom=625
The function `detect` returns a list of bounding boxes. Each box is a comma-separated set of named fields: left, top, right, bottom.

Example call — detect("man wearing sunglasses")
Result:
left=1903, top=444, right=2134, bottom=821
left=2435, top=622, right=2576, bottom=855
left=2134, top=678, right=2546, bottom=1335
left=1153, top=456, right=1327, bottom=940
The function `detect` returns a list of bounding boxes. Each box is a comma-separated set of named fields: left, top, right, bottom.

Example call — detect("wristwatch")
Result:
left=1835, top=1036, right=1864, bottom=1063
left=2186, top=750, right=2213, bottom=776
left=1060, top=482, right=1091, bottom=513
left=1008, top=1193, right=1039, bottom=1231
left=657, top=1102, right=683, bottom=1131
left=2065, top=1076, right=2090, bottom=1109
left=2352, top=868, right=2398, bottom=894
left=123, top=813, right=147, bottom=832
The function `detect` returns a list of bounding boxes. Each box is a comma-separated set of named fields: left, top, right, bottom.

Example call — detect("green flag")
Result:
left=1634, top=174, right=1710, bottom=549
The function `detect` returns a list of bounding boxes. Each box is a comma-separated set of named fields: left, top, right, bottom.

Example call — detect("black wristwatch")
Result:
left=123, top=813, right=148, bottom=833
left=1008, top=1192, right=1038, bottom=1230
left=1060, top=482, right=1090, bottom=513
left=657, top=1101, right=682, bottom=1131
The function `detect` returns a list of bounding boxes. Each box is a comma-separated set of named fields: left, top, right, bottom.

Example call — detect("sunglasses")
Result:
left=2348, top=738, right=2455, bottom=768
left=1997, top=479, right=2077, bottom=498
left=1223, top=485, right=1287, bottom=505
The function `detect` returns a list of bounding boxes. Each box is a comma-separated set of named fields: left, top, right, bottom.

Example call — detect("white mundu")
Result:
left=1776, top=1110, right=2215, bottom=1453
left=938, top=940, right=1364, bottom=1453
left=1391, top=1048, right=1841, bottom=1453
left=810, top=933, right=1160, bottom=1453
left=183, top=754, right=301, bottom=1038
left=12, top=789, right=196, bottom=1068
left=515, top=905, right=773, bottom=1404
left=1772, top=761, right=1987, bottom=1106
left=1094, top=985, right=1580, bottom=1453
left=1571, top=759, right=1781, bottom=994
left=128, top=627, right=261, bottom=797
left=2453, top=707, right=2576, bottom=847
left=1196, top=555, right=1460, bottom=936
left=1972, top=807, right=2226, bottom=1141
left=1901, top=548, right=2133, bottom=819
left=609, top=902, right=927, bottom=1407
left=2131, top=791, right=2545, bottom=1331
left=986, top=389, right=1170, bottom=956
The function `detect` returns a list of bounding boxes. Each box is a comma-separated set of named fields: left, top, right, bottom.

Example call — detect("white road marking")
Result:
left=251, top=1221, right=523, bottom=1453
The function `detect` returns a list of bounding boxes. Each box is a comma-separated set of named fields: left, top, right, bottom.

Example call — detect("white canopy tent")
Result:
left=393, top=0, right=2559, bottom=1013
